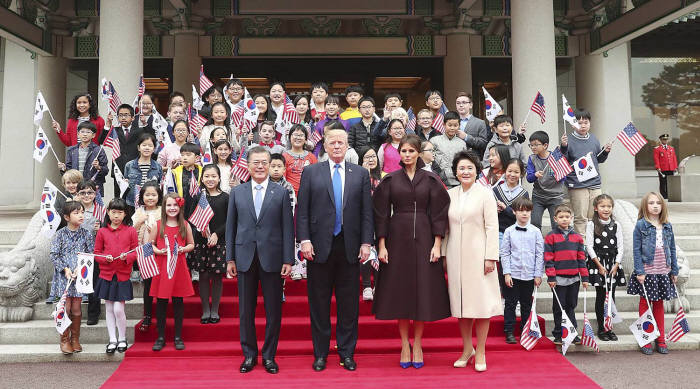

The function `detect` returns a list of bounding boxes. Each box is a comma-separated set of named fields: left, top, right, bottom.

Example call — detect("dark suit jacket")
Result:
left=296, top=160, right=374, bottom=264
left=347, top=119, right=383, bottom=151
left=226, top=180, right=295, bottom=273
left=99, top=120, right=156, bottom=173
left=65, top=142, right=109, bottom=185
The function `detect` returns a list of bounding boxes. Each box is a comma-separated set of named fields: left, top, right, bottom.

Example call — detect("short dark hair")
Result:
left=137, top=133, right=156, bottom=147
left=180, top=142, right=201, bottom=156
left=575, top=109, right=591, bottom=121
left=504, top=158, right=525, bottom=177
left=202, top=86, right=223, bottom=100
left=62, top=201, right=84, bottom=218
left=270, top=153, right=286, bottom=166
left=139, top=181, right=163, bottom=208
left=77, top=121, right=97, bottom=134
left=105, top=197, right=132, bottom=226
left=554, top=204, right=573, bottom=216
left=345, top=85, right=364, bottom=96
left=443, top=111, right=460, bottom=123
left=456, top=92, right=473, bottom=101
left=384, top=92, right=403, bottom=103
left=489, top=144, right=512, bottom=168
left=493, top=115, right=513, bottom=127
left=247, top=146, right=271, bottom=162
left=310, top=81, right=329, bottom=94
left=512, top=197, right=533, bottom=212
left=288, top=123, right=308, bottom=143
left=259, top=120, right=276, bottom=131
left=226, top=78, right=244, bottom=89
left=169, top=91, right=185, bottom=101
left=326, top=95, right=341, bottom=105
left=77, top=180, right=97, bottom=192
left=529, top=130, right=549, bottom=145
left=425, top=90, right=443, bottom=101
left=359, top=96, right=375, bottom=107
left=117, top=104, right=134, bottom=116
left=452, top=150, right=482, bottom=178
left=270, top=80, right=285, bottom=90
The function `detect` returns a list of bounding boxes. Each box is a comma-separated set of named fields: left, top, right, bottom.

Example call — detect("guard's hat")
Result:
left=659, top=133, right=670, bottom=140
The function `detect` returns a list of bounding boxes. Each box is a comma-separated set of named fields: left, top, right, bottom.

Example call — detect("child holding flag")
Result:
left=93, top=198, right=138, bottom=353
left=191, top=165, right=229, bottom=324
left=50, top=201, right=94, bottom=354
left=559, top=109, right=612, bottom=234
left=585, top=194, right=626, bottom=341
left=132, top=182, right=163, bottom=332
left=59, top=121, right=109, bottom=195
left=76, top=179, right=103, bottom=324
left=526, top=131, right=566, bottom=230
left=149, top=193, right=195, bottom=351
left=627, top=192, right=678, bottom=355
left=124, top=133, right=163, bottom=210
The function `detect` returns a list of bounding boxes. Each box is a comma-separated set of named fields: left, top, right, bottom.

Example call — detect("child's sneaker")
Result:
left=290, top=260, right=302, bottom=280
left=553, top=336, right=562, bottom=345
left=362, top=287, right=374, bottom=301
left=191, top=270, right=199, bottom=282
left=515, top=301, right=521, bottom=317
left=300, top=260, right=307, bottom=279
left=130, top=270, right=141, bottom=282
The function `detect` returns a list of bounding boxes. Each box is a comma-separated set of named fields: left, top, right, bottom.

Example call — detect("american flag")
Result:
left=231, top=146, right=251, bottom=182
left=282, top=93, right=300, bottom=124
left=616, top=122, right=648, bottom=156
left=230, top=101, right=245, bottom=129
left=103, top=126, right=121, bottom=160
left=360, top=247, right=380, bottom=271
left=309, top=129, right=323, bottom=148
left=136, top=242, right=159, bottom=279
left=188, top=191, right=214, bottom=233
left=603, top=290, right=613, bottom=331
left=134, top=184, right=141, bottom=207
left=530, top=92, right=546, bottom=124
left=477, top=171, right=489, bottom=187
left=137, top=74, right=145, bottom=97
left=108, top=82, right=122, bottom=114
left=165, top=236, right=178, bottom=279
left=406, top=107, right=416, bottom=132
left=187, top=104, right=207, bottom=137
left=93, top=192, right=106, bottom=223
left=189, top=170, right=200, bottom=198
left=668, top=306, right=690, bottom=342
left=547, top=147, right=573, bottom=182
left=431, top=103, right=448, bottom=133
left=520, top=310, right=542, bottom=351
left=581, top=314, right=600, bottom=352
left=199, top=65, right=213, bottom=95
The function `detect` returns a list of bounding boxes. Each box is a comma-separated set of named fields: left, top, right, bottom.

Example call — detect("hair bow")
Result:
left=175, top=197, right=185, bottom=207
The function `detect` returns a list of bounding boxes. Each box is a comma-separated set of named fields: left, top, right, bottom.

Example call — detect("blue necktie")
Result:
left=332, top=164, right=343, bottom=236
left=254, top=184, right=263, bottom=218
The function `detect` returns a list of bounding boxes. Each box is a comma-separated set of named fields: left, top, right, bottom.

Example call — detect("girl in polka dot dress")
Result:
left=627, top=192, right=678, bottom=355
left=585, top=194, right=625, bottom=341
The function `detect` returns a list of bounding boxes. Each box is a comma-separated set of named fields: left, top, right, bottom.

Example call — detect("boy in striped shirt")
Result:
left=545, top=204, right=589, bottom=345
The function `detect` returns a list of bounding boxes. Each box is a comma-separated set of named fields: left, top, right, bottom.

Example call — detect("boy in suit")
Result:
left=59, top=121, right=108, bottom=195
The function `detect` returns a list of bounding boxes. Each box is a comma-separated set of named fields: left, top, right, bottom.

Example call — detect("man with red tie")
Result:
left=653, top=133, right=678, bottom=199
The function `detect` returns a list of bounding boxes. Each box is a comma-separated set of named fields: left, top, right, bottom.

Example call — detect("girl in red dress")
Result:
left=149, top=193, right=195, bottom=351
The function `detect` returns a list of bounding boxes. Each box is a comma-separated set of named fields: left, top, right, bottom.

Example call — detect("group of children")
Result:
left=46, top=83, right=678, bottom=356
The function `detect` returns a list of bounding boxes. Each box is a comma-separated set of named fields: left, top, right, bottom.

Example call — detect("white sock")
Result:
left=105, top=301, right=117, bottom=343
left=113, top=301, right=127, bottom=342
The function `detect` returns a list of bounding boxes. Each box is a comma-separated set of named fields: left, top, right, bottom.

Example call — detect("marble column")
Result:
left=98, top=0, right=143, bottom=115
left=172, top=31, right=201, bottom=101
left=34, top=54, right=68, bottom=207
left=575, top=43, right=636, bottom=198
left=0, top=40, right=38, bottom=207
left=511, top=0, right=559, bottom=146
left=443, top=33, right=472, bottom=108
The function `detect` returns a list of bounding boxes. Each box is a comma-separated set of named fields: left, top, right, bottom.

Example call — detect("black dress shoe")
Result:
left=598, top=331, right=611, bottom=341
left=240, top=357, right=257, bottom=373
left=312, top=357, right=326, bottom=371
left=608, top=331, right=618, bottom=341
left=340, top=356, right=357, bottom=371
left=505, top=332, right=517, bottom=344
left=87, top=318, right=98, bottom=326
left=263, top=359, right=279, bottom=374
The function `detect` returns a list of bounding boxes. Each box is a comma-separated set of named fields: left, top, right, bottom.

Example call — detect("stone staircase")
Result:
left=1, top=203, right=700, bottom=361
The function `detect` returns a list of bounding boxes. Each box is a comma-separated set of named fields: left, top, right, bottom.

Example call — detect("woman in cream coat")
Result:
left=443, top=150, right=501, bottom=372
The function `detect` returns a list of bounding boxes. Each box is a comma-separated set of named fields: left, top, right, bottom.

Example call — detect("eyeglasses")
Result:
left=78, top=190, right=95, bottom=196
left=117, top=113, right=132, bottom=118
left=428, top=96, right=442, bottom=101
left=421, top=148, right=434, bottom=152
left=456, top=101, right=472, bottom=105
left=528, top=143, right=543, bottom=148
left=228, top=87, right=243, bottom=92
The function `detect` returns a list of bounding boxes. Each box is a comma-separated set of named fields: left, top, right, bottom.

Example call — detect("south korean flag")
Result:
left=75, top=253, right=95, bottom=294
left=574, top=153, right=598, bottom=183
left=630, top=307, right=660, bottom=347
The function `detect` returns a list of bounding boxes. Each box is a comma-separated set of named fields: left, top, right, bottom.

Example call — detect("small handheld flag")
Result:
left=52, top=284, right=72, bottom=335
left=431, top=103, right=448, bottom=134
left=482, top=87, right=503, bottom=122
left=360, top=247, right=380, bottom=271
left=546, top=147, right=573, bottom=182
left=93, top=192, right=106, bottom=223
left=103, top=127, right=121, bottom=160
left=33, top=127, right=53, bottom=163
left=192, top=85, right=204, bottom=110
left=231, top=146, right=251, bottom=182
left=561, top=95, right=580, bottom=129
left=199, top=65, right=214, bottom=95
left=167, top=239, right=178, bottom=279
left=573, top=153, right=598, bottom=183
left=136, top=242, right=159, bottom=279
left=113, top=164, right=130, bottom=197
left=189, top=171, right=200, bottom=198
left=282, top=93, right=300, bottom=124
left=530, top=92, right=546, bottom=124
left=75, top=253, right=95, bottom=294
left=188, top=192, right=214, bottom=233
left=581, top=293, right=599, bottom=352
left=520, top=287, right=542, bottom=351
left=616, top=122, right=648, bottom=156
left=188, top=105, right=207, bottom=137
left=34, top=91, right=51, bottom=125
left=137, top=74, right=145, bottom=97
left=668, top=306, right=690, bottom=342
left=630, top=307, right=660, bottom=347
left=553, top=288, right=578, bottom=355
left=406, top=107, right=416, bottom=132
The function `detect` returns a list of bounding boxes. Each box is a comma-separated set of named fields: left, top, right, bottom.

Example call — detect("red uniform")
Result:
left=653, top=145, right=678, bottom=172
left=150, top=221, right=194, bottom=299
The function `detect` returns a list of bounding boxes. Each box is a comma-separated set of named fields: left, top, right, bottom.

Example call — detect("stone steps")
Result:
left=551, top=334, right=700, bottom=353
left=676, top=236, right=700, bottom=251
left=0, top=244, right=14, bottom=253
left=0, top=319, right=138, bottom=345
left=537, top=311, right=700, bottom=336
left=0, top=230, right=24, bottom=246
left=0, top=343, right=127, bottom=363
left=690, top=269, right=700, bottom=288
left=531, top=289, right=700, bottom=314
left=686, top=251, right=700, bottom=268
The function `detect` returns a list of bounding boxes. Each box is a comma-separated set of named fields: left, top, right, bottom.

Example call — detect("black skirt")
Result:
left=94, top=275, right=134, bottom=301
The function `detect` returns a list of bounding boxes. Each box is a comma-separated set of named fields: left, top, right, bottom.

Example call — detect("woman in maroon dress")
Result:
left=373, top=134, right=451, bottom=369
left=149, top=193, right=195, bottom=351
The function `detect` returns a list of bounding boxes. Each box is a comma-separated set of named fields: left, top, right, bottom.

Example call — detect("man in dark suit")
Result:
left=226, top=146, right=294, bottom=374
left=455, top=92, right=490, bottom=158
left=296, top=121, right=374, bottom=372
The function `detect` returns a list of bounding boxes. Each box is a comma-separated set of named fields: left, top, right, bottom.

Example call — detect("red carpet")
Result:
left=103, top=278, right=599, bottom=388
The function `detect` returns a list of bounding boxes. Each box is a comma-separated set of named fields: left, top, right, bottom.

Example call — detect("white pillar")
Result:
left=98, top=0, right=143, bottom=115
left=443, top=33, right=472, bottom=107
left=34, top=54, right=67, bottom=206
left=0, top=39, right=38, bottom=207
left=172, top=31, right=201, bottom=101
left=575, top=43, right=636, bottom=198
left=511, top=0, right=559, bottom=146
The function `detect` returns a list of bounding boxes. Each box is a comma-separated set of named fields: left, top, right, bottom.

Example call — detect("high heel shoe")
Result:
left=399, top=344, right=412, bottom=369
left=412, top=345, right=424, bottom=369
left=453, top=349, right=475, bottom=368
left=474, top=355, right=487, bottom=372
